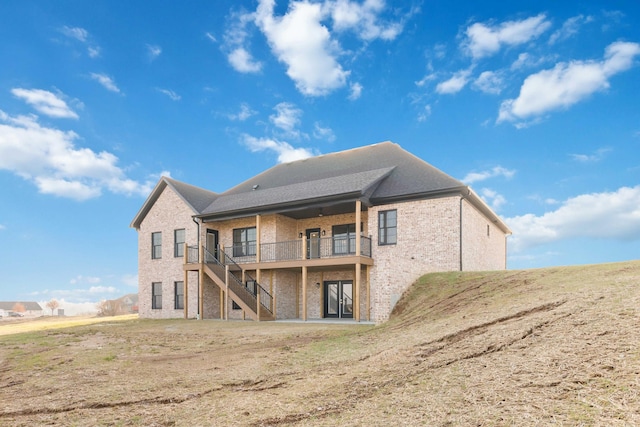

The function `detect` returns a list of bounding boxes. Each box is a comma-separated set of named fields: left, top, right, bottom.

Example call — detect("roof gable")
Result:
left=130, top=177, right=217, bottom=229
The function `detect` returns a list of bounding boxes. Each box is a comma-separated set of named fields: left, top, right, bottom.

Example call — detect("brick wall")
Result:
left=137, top=186, right=198, bottom=319
left=368, top=197, right=461, bottom=323
left=461, top=199, right=507, bottom=270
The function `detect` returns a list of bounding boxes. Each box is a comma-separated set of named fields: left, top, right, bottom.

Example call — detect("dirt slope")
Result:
left=1, top=260, right=639, bottom=426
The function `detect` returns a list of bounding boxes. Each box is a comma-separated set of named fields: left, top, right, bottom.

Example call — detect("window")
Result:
left=332, top=223, right=356, bottom=254
left=152, top=282, right=162, bottom=309
left=487, top=224, right=490, bottom=237
left=232, top=301, right=241, bottom=310
left=174, top=229, right=185, bottom=258
left=151, top=232, right=162, bottom=259
left=174, top=281, right=184, bottom=310
left=378, top=210, right=397, bottom=245
left=233, top=227, right=256, bottom=257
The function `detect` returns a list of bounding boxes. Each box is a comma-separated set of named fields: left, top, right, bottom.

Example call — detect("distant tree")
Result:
left=96, top=299, right=123, bottom=317
left=12, top=302, right=25, bottom=313
left=46, top=299, right=60, bottom=316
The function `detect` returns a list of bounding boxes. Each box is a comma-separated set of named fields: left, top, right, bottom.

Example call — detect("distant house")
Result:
left=0, top=301, right=43, bottom=318
left=131, top=141, right=511, bottom=323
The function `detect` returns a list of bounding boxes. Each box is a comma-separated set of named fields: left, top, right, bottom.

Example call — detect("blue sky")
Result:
left=1, top=0, right=639, bottom=313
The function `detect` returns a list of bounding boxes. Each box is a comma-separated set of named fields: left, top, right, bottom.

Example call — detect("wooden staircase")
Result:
left=202, top=249, right=275, bottom=321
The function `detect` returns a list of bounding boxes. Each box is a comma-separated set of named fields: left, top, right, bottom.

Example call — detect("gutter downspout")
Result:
left=192, top=216, right=201, bottom=319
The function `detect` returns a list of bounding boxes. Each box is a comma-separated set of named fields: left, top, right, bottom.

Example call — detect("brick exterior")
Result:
left=136, top=189, right=508, bottom=324
left=137, top=186, right=199, bottom=319
left=461, top=199, right=507, bottom=271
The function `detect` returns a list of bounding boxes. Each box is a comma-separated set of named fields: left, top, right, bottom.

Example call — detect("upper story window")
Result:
left=378, top=210, right=397, bottom=245
left=233, top=227, right=256, bottom=257
left=151, top=232, right=162, bottom=259
left=332, top=223, right=356, bottom=254
left=174, top=281, right=184, bottom=310
left=174, top=229, right=185, bottom=257
left=152, top=282, right=162, bottom=309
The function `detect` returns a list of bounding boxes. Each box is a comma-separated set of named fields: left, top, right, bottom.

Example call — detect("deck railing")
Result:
left=189, top=236, right=372, bottom=266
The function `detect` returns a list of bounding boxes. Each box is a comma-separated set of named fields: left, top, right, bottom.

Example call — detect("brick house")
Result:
left=130, top=142, right=511, bottom=323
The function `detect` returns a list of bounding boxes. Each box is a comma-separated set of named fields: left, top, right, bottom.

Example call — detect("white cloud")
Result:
left=270, top=102, right=302, bottom=134
left=463, top=14, right=551, bottom=59
left=156, top=88, right=181, bottom=101
left=0, top=111, right=155, bottom=200
left=480, top=188, right=507, bottom=211
left=87, top=46, right=101, bottom=58
left=313, top=122, right=336, bottom=141
left=348, top=82, right=363, bottom=100
left=223, top=10, right=263, bottom=73
left=70, top=275, right=101, bottom=285
left=498, top=41, right=640, bottom=124
left=90, top=73, right=121, bottom=93
left=255, top=0, right=349, bottom=96
left=205, top=32, right=217, bottom=43
left=241, top=134, right=316, bottom=163
left=415, top=72, right=437, bottom=87
left=228, top=47, right=263, bottom=73
left=549, top=14, right=593, bottom=45
left=570, top=147, right=612, bottom=163
left=417, top=104, right=431, bottom=122
left=11, top=88, right=78, bottom=119
left=507, top=186, right=640, bottom=252
left=121, top=274, right=138, bottom=287
left=473, top=71, right=504, bottom=94
left=60, top=26, right=88, bottom=42
left=147, top=44, right=162, bottom=60
left=436, top=68, right=472, bottom=94
left=329, top=0, right=404, bottom=41
left=228, top=103, right=256, bottom=121
left=59, top=26, right=100, bottom=58
left=462, top=166, right=515, bottom=184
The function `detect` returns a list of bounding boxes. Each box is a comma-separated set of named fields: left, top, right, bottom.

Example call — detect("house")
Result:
left=130, top=141, right=511, bottom=323
left=0, top=301, right=43, bottom=318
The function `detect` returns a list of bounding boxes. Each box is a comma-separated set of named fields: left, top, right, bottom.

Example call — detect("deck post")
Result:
left=183, top=243, right=189, bottom=319
left=198, top=243, right=204, bottom=320
left=355, top=200, right=362, bottom=321
left=302, top=265, right=308, bottom=321
left=256, top=214, right=261, bottom=263
left=224, top=265, right=230, bottom=321
left=366, top=265, right=371, bottom=321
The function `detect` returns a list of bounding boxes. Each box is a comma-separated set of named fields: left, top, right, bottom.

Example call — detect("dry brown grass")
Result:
left=1, top=260, right=639, bottom=426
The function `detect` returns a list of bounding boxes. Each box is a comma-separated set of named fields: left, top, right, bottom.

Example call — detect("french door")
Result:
left=324, top=281, right=353, bottom=319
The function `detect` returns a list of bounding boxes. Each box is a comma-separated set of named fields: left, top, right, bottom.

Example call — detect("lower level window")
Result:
left=174, top=281, right=184, bottom=310
left=152, top=282, right=162, bottom=309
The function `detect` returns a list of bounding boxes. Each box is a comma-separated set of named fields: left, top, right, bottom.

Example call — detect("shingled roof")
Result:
left=0, top=301, right=43, bottom=311
left=131, top=142, right=510, bottom=234
left=198, top=142, right=467, bottom=218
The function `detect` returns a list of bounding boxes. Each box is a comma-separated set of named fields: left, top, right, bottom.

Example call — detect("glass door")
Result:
left=306, top=228, right=321, bottom=259
left=206, top=229, right=219, bottom=261
left=324, top=281, right=354, bottom=319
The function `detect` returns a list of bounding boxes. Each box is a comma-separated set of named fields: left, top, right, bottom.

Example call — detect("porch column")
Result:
left=219, top=288, right=224, bottom=320
left=198, top=244, right=204, bottom=320
left=183, top=243, right=189, bottom=319
left=366, top=265, right=371, bottom=321
left=224, top=265, right=230, bottom=321
left=355, top=263, right=361, bottom=322
left=302, top=266, right=308, bottom=321
left=355, top=200, right=362, bottom=321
